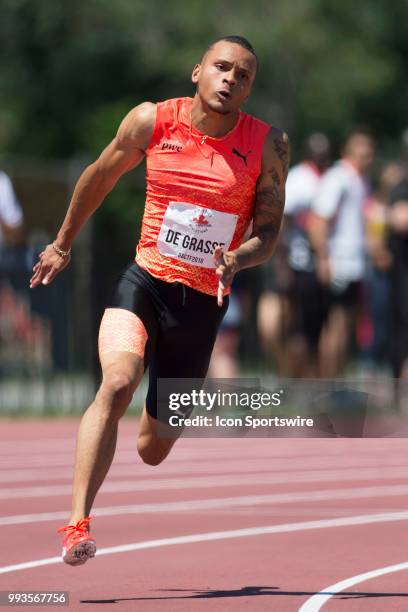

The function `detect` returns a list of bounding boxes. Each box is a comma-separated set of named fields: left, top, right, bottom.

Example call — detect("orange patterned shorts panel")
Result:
left=98, top=307, right=148, bottom=358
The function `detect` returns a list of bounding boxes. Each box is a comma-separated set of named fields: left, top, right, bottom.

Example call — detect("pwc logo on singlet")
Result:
left=161, top=141, right=183, bottom=152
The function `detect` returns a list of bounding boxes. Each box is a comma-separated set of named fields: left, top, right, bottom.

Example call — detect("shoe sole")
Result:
left=62, top=540, right=96, bottom=566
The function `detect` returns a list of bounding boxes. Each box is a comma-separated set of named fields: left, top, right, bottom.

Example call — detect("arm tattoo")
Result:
left=271, top=185, right=284, bottom=209
left=273, top=137, right=288, bottom=164
left=270, top=168, right=281, bottom=185
left=253, top=185, right=284, bottom=236
left=231, top=132, right=288, bottom=270
left=253, top=152, right=286, bottom=233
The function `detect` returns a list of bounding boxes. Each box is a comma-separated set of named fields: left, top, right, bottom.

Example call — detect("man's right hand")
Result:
left=29, top=244, right=71, bottom=288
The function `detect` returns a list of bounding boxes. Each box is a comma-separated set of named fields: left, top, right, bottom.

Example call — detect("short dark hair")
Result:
left=204, top=35, right=258, bottom=68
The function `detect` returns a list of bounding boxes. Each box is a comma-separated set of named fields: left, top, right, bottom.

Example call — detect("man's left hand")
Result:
left=213, top=246, right=239, bottom=307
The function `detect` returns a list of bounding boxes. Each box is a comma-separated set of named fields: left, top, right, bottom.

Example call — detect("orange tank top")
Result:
left=135, top=96, right=270, bottom=296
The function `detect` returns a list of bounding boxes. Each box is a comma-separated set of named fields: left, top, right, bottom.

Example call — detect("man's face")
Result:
left=192, top=41, right=257, bottom=114
left=346, top=135, right=375, bottom=173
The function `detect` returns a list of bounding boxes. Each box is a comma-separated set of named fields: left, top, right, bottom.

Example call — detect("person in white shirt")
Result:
left=309, top=128, right=375, bottom=377
left=283, top=133, right=331, bottom=377
left=0, top=171, right=24, bottom=248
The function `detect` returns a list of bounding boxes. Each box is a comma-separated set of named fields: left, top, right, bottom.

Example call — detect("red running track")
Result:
left=0, top=417, right=408, bottom=611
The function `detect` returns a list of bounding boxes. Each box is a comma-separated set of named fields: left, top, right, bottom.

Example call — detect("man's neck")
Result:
left=190, top=94, right=240, bottom=138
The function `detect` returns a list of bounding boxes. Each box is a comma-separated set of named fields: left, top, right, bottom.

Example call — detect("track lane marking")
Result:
left=0, top=445, right=404, bottom=465
left=1, top=511, right=408, bottom=575
left=299, top=561, right=408, bottom=611
left=2, top=467, right=408, bottom=499
left=2, top=456, right=408, bottom=483
left=1, top=485, right=408, bottom=526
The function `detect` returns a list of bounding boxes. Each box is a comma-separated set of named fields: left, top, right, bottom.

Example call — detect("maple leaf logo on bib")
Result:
left=188, top=208, right=213, bottom=234
left=192, top=211, right=210, bottom=226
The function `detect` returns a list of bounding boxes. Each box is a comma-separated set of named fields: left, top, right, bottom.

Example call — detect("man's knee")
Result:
left=98, top=372, right=136, bottom=416
left=137, top=434, right=172, bottom=466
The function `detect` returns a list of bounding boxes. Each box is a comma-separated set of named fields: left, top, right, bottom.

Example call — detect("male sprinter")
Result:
left=30, top=35, right=289, bottom=566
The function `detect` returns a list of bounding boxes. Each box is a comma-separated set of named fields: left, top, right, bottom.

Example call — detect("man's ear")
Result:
left=191, top=63, right=201, bottom=84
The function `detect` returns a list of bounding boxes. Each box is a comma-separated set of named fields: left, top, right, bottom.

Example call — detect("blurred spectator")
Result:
left=0, top=170, right=24, bottom=249
left=0, top=282, right=51, bottom=374
left=388, top=148, right=408, bottom=407
left=282, top=133, right=331, bottom=377
left=362, top=162, right=404, bottom=369
left=256, top=242, right=292, bottom=374
left=309, top=128, right=375, bottom=377
left=208, top=288, right=242, bottom=378
left=209, top=266, right=254, bottom=378
left=0, top=170, right=51, bottom=374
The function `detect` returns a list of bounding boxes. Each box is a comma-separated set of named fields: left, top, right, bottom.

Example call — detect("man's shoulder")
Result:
left=158, top=96, right=190, bottom=105
left=115, top=102, right=157, bottom=151
left=240, top=110, right=278, bottom=142
left=122, top=101, right=156, bottom=128
left=155, top=96, right=191, bottom=113
left=153, top=97, right=191, bottom=128
left=323, top=160, right=349, bottom=182
left=242, top=110, right=271, bottom=130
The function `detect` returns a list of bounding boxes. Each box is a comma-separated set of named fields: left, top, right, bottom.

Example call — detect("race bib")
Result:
left=157, top=202, right=238, bottom=268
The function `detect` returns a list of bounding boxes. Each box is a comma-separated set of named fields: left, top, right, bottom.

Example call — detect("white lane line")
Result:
left=0, top=436, right=398, bottom=452
left=0, top=442, right=404, bottom=459
left=0, top=437, right=136, bottom=454
left=2, top=456, right=408, bottom=484
left=2, top=485, right=408, bottom=526
left=2, top=511, right=408, bottom=575
left=2, top=466, right=408, bottom=500
left=0, top=453, right=305, bottom=469
left=0, top=445, right=403, bottom=466
left=299, top=561, right=408, bottom=611
left=0, top=456, right=408, bottom=483
left=0, top=452, right=148, bottom=469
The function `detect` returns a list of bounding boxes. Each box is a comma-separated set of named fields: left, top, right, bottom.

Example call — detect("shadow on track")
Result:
left=81, top=586, right=408, bottom=603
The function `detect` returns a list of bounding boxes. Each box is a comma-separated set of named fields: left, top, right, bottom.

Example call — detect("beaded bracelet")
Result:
left=52, top=242, right=71, bottom=258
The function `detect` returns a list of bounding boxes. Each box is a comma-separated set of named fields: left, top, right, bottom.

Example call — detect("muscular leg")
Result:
left=137, top=407, right=181, bottom=466
left=136, top=285, right=226, bottom=465
left=69, top=308, right=147, bottom=524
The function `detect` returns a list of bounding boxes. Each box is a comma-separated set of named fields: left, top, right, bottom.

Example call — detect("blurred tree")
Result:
left=1, top=0, right=407, bottom=378
left=1, top=0, right=407, bottom=207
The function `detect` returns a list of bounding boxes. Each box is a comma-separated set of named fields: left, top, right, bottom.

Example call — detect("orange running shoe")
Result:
left=57, top=517, right=96, bottom=566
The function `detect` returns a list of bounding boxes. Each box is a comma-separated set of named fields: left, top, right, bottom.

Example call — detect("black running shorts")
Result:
left=106, top=262, right=228, bottom=422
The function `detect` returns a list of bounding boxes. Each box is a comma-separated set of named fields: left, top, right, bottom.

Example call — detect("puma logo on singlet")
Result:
left=162, top=141, right=183, bottom=152
left=232, top=148, right=252, bottom=166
